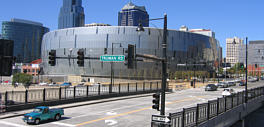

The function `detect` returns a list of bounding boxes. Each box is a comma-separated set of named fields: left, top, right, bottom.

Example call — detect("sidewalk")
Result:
left=0, top=93, right=154, bottom=119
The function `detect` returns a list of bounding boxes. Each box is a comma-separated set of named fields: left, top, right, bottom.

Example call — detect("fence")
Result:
left=0, top=81, right=162, bottom=113
left=152, top=86, right=264, bottom=127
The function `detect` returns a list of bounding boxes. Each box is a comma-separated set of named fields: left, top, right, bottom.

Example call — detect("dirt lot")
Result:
left=0, top=84, right=59, bottom=93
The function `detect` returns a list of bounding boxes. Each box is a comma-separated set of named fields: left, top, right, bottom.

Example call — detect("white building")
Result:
left=226, top=37, right=244, bottom=66
left=179, top=25, right=188, bottom=32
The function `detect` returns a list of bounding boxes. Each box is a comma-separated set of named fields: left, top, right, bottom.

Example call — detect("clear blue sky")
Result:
left=0, top=0, right=263, bottom=57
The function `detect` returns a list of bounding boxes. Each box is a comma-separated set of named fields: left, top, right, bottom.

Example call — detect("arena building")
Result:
left=41, top=26, right=221, bottom=81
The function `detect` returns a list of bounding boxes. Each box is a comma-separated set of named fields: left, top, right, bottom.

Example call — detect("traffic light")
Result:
left=152, top=92, right=160, bottom=111
left=125, top=44, right=135, bottom=69
left=77, top=49, right=84, bottom=67
left=48, top=50, right=56, bottom=66
left=240, top=63, right=244, bottom=69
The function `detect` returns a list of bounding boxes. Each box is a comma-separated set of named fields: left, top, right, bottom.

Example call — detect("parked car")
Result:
left=205, top=84, right=218, bottom=91
left=222, top=88, right=235, bottom=96
left=23, top=106, right=64, bottom=125
left=39, top=82, right=47, bottom=86
left=60, top=82, right=72, bottom=87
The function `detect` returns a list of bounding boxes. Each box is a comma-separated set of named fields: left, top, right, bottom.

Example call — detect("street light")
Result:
left=245, top=37, right=248, bottom=103
left=110, top=43, right=122, bottom=93
left=137, top=14, right=167, bottom=116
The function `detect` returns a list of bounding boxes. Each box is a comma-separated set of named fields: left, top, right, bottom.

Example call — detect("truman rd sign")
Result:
left=100, top=55, right=125, bottom=62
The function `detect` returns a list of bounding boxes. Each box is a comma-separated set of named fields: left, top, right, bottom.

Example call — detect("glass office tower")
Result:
left=1, top=19, right=49, bottom=63
left=118, top=2, right=149, bottom=27
left=58, top=0, right=85, bottom=29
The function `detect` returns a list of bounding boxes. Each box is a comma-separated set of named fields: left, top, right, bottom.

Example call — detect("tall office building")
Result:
left=239, top=40, right=264, bottom=65
left=58, top=0, right=85, bottom=29
left=1, top=18, right=49, bottom=63
left=118, top=2, right=149, bottom=27
left=226, top=37, right=244, bottom=66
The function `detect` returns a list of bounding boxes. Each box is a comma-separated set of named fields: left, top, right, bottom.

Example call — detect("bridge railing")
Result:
left=152, top=86, right=264, bottom=127
left=0, top=81, right=162, bottom=113
left=168, top=87, right=264, bottom=127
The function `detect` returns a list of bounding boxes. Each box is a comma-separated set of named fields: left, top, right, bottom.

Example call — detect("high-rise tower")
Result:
left=58, top=0, right=85, bottom=29
left=118, top=2, right=149, bottom=27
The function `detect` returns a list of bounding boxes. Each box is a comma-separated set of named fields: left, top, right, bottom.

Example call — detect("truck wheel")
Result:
left=55, top=114, right=61, bottom=121
left=34, top=118, right=40, bottom=125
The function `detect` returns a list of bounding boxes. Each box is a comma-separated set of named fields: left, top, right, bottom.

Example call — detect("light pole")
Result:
left=245, top=37, right=248, bottom=103
left=110, top=43, right=122, bottom=93
left=136, top=14, right=167, bottom=116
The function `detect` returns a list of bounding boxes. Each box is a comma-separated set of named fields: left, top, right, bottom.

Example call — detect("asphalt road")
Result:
left=0, top=81, right=263, bottom=127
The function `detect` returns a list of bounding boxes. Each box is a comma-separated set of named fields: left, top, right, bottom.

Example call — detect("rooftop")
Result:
left=11, top=18, right=43, bottom=26
left=121, top=2, right=146, bottom=12
left=249, top=40, right=264, bottom=44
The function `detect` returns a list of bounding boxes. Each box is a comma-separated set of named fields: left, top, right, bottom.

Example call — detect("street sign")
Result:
left=152, top=115, right=171, bottom=123
left=100, top=55, right=125, bottom=62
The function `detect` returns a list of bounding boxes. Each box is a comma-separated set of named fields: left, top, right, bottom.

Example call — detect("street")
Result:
left=0, top=81, right=263, bottom=127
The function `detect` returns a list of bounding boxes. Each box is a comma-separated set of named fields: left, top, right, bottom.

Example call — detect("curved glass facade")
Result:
left=2, top=20, right=49, bottom=63
left=42, top=26, right=221, bottom=79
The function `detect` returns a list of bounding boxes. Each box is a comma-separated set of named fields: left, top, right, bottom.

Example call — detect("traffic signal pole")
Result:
left=161, top=14, right=167, bottom=116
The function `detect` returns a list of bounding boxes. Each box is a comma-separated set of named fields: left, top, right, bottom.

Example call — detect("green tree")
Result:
left=12, top=73, right=33, bottom=89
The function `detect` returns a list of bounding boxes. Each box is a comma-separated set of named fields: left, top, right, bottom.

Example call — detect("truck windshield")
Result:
left=33, top=108, right=42, bottom=113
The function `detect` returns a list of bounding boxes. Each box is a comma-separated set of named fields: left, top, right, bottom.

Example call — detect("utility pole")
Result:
left=245, top=37, right=248, bottom=103
left=160, top=14, right=167, bottom=116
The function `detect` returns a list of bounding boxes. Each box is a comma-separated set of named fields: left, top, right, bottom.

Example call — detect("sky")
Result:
left=0, top=0, right=263, bottom=57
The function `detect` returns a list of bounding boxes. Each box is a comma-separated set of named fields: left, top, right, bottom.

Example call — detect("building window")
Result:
left=72, top=0, right=76, bottom=5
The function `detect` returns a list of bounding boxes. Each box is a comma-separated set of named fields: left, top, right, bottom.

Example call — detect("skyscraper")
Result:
left=118, top=2, right=149, bottom=27
left=58, top=0, right=85, bottom=29
left=1, top=18, right=49, bottom=63
left=226, top=37, right=244, bottom=66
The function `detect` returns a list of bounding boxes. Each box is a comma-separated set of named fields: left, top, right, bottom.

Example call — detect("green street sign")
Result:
left=100, top=55, right=125, bottom=62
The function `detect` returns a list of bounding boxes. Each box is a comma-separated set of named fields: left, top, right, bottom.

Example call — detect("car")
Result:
left=39, top=82, right=47, bottom=86
left=60, top=82, right=72, bottom=87
left=227, top=81, right=236, bottom=87
left=222, top=88, right=235, bottom=96
left=76, top=83, right=84, bottom=87
left=234, top=78, right=241, bottom=83
left=23, top=106, right=64, bottom=125
left=239, top=80, right=246, bottom=86
left=218, top=82, right=228, bottom=88
left=205, top=84, right=218, bottom=91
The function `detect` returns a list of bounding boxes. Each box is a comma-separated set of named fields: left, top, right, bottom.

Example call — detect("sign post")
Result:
left=100, top=55, right=125, bottom=62
left=151, top=115, right=171, bottom=126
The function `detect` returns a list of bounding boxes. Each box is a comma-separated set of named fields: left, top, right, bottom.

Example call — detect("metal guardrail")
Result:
left=0, top=81, right=162, bottom=114
left=152, top=86, right=264, bottom=127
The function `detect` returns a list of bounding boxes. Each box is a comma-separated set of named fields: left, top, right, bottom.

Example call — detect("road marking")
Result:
left=106, top=111, right=117, bottom=115
left=73, top=103, right=149, bottom=119
left=105, top=120, right=118, bottom=126
left=51, top=122, right=76, bottom=127
left=0, top=120, right=29, bottom=127
left=75, top=96, right=206, bottom=126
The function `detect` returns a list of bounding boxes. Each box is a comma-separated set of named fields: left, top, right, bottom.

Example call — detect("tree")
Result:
left=12, top=73, right=32, bottom=89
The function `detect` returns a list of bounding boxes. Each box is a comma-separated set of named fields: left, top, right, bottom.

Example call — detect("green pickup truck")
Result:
left=23, top=106, right=64, bottom=125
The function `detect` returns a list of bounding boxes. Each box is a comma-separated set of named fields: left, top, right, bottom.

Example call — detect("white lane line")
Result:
left=51, top=122, right=76, bottom=127
left=0, top=120, right=29, bottom=127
